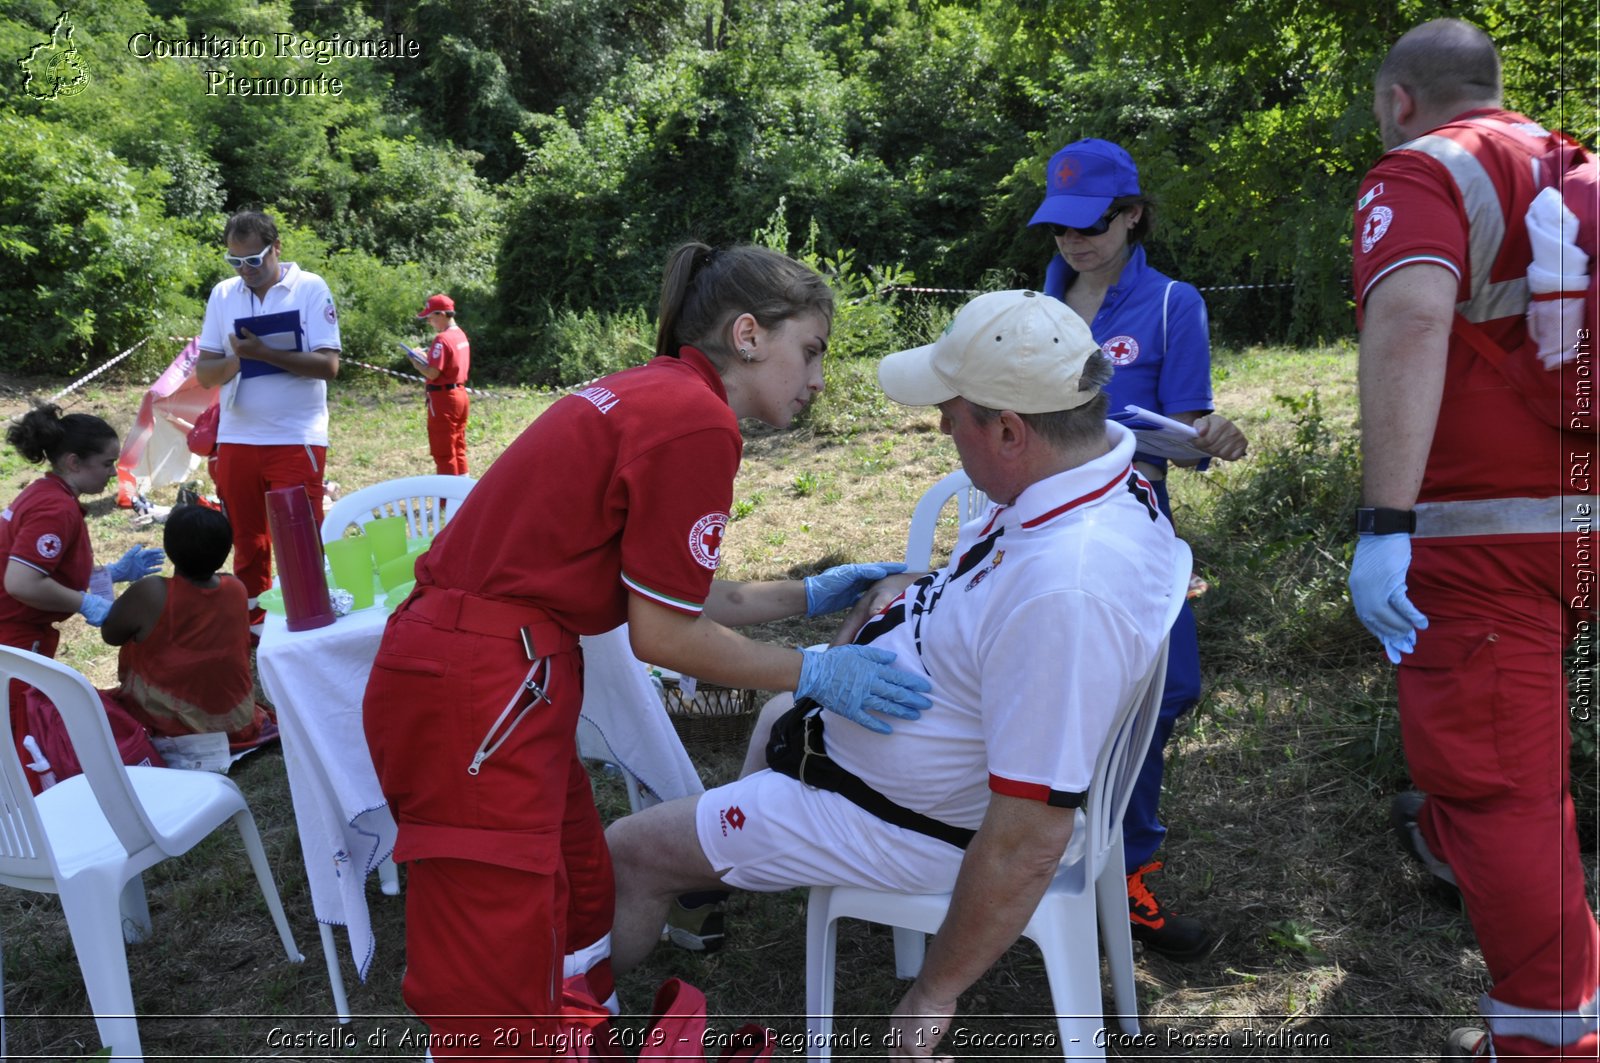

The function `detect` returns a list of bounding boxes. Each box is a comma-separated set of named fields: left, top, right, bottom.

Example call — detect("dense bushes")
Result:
left=0, top=113, right=206, bottom=371
left=1181, top=389, right=1597, bottom=836
left=1, top=1, right=1592, bottom=380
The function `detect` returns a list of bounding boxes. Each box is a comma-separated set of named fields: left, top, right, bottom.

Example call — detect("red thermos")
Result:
left=265, top=485, right=336, bottom=632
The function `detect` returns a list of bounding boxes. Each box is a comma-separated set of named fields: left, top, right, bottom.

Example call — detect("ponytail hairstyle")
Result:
left=654, top=242, right=835, bottom=365
left=6, top=402, right=118, bottom=469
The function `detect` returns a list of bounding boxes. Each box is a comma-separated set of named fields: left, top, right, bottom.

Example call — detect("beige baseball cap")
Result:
left=877, top=290, right=1102, bottom=413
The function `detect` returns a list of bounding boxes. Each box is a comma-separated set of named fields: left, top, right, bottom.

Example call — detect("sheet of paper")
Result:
left=1109, top=405, right=1211, bottom=462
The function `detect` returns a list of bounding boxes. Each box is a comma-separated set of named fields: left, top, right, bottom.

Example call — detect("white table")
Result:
left=256, top=602, right=702, bottom=1019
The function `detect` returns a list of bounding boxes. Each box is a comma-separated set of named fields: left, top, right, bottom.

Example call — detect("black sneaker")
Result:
left=1442, top=1027, right=1488, bottom=1060
left=1391, top=791, right=1462, bottom=901
left=1126, top=860, right=1218, bottom=962
left=664, top=897, right=725, bottom=953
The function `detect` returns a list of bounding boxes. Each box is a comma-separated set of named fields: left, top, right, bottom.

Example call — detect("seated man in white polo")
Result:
left=607, top=289, right=1181, bottom=1054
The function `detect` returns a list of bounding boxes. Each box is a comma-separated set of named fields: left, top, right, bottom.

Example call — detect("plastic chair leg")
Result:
left=61, top=884, right=143, bottom=1061
left=804, top=888, right=838, bottom=1063
left=231, top=810, right=303, bottom=963
left=378, top=854, right=400, bottom=896
left=622, top=771, right=644, bottom=814
left=319, top=923, right=352, bottom=1023
left=1094, top=860, right=1140, bottom=1035
left=119, top=874, right=152, bottom=944
left=1029, top=912, right=1107, bottom=1062
left=891, top=927, right=925, bottom=979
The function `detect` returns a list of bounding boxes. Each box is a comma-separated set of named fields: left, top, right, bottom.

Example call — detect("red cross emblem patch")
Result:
left=1102, top=335, right=1140, bottom=366
left=689, top=512, right=729, bottom=570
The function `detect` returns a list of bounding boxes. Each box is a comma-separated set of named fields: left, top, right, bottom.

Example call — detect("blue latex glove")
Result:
left=1349, top=534, right=1429, bottom=664
left=804, top=562, right=908, bottom=617
left=796, top=645, right=932, bottom=735
left=108, top=545, right=164, bottom=583
left=78, top=591, right=112, bottom=627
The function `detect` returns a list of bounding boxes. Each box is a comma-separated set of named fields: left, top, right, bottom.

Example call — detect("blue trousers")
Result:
left=1122, top=478, right=1202, bottom=872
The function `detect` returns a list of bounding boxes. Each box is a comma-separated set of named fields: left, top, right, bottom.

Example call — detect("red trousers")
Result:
left=427, top=388, right=470, bottom=476
left=1402, top=537, right=1599, bottom=1057
left=213, top=442, right=325, bottom=612
left=363, top=590, right=612, bottom=1058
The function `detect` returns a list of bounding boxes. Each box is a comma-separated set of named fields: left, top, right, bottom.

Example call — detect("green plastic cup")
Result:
left=378, top=551, right=418, bottom=593
left=323, top=537, right=375, bottom=610
left=365, top=516, right=409, bottom=567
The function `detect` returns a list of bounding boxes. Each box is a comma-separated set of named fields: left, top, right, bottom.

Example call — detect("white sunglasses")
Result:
left=223, top=246, right=272, bottom=269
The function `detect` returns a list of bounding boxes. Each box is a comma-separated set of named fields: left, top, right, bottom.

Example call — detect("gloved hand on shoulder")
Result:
left=804, top=562, right=907, bottom=617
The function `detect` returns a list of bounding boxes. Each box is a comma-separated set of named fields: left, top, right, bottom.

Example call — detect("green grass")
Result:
left=0, top=346, right=1591, bottom=1060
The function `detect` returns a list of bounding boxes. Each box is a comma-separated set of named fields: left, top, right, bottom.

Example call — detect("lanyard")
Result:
left=466, top=657, right=552, bottom=776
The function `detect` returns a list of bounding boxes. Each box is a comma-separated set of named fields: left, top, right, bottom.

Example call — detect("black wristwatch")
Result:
left=1355, top=507, right=1416, bottom=535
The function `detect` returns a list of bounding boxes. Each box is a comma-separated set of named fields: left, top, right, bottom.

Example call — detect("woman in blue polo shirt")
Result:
left=1030, top=137, right=1247, bottom=963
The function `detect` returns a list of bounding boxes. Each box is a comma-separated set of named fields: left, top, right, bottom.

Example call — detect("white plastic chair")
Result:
left=804, top=541, right=1194, bottom=1062
left=320, top=473, right=477, bottom=541
left=903, top=468, right=990, bottom=569
left=0, top=646, right=303, bottom=1061
left=315, top=478, right=474, bottom=1016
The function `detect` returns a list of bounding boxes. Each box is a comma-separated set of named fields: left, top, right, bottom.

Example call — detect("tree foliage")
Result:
left=0, top=0, right=1592, bottom=379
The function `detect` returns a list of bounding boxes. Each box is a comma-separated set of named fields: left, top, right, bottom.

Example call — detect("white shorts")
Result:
left=694, top=768, right=971, bottom=894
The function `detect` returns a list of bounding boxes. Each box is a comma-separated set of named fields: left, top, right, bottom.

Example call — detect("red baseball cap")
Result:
left=416, top=294, right=455, bottom=318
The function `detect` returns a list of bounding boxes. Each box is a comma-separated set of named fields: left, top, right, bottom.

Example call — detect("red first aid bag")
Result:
left=20, top=685, right=164, bottom=794
left=186, top=401, right=220, bottom=458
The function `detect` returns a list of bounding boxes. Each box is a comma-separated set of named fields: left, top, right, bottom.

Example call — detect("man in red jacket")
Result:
left=1348, top=18, right=1598, bottom=1061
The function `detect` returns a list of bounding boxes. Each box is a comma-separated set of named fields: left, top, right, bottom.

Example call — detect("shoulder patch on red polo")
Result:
left=688, top=512, right=728, bottom=570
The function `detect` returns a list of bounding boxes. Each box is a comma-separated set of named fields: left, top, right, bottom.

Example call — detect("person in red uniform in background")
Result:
left=0, top=404, right=163, bottom=778
left=409, top=293, right=472, bottom=475
left=362, top=242, right=932, bottom=1058
left=1347, top=19, right=1598, bottom=1061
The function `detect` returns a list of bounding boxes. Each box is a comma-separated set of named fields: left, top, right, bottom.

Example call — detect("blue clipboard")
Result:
left=234, top=311, right=302, bottom=378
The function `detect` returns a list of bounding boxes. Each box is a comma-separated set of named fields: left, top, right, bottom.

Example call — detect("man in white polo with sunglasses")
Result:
left=195, top=210, right=341, bottom=634
left=607, top=290, right=1181, bottom=1058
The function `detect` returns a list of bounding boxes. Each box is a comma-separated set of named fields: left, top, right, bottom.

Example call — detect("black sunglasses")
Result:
left=1046, top=207, right=1124, bottom=238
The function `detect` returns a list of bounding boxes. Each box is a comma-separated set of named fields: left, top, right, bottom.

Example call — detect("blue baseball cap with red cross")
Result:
left=1028, top=138, right=1141, bottom=230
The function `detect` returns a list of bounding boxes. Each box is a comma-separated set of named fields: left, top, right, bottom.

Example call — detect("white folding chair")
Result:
left=903, top=468, right=990, bottom=569
left=0, top=647, right=303, bottom=1062
left=804, top=541, right=1194, bottom=1062
left=320, top=473, right=477, bottom=541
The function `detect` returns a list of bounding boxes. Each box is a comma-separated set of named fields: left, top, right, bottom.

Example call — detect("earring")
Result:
left=738, top=346, right=752, bottom=362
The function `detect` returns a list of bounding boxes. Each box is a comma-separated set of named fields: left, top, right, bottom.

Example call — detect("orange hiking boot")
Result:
left=1127, top=859, right=1218, bottom=962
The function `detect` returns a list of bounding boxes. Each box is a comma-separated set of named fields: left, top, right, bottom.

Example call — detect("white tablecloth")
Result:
left=258, top=606, right=701, bottom=982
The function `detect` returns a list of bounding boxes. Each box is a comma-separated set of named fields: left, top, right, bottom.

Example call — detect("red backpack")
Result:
left=1450, top=122, right=1599, bottom=433
left=20, top=685, right=164, bottom=794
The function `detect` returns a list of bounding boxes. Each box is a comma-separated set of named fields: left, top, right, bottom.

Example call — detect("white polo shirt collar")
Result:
left=982, top=421, right=1139, bottom=535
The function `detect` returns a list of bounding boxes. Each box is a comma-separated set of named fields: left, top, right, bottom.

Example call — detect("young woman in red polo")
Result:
left=0, top=403, right=163, bottom=784
left=361, top=242, right=930, bottom=1058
